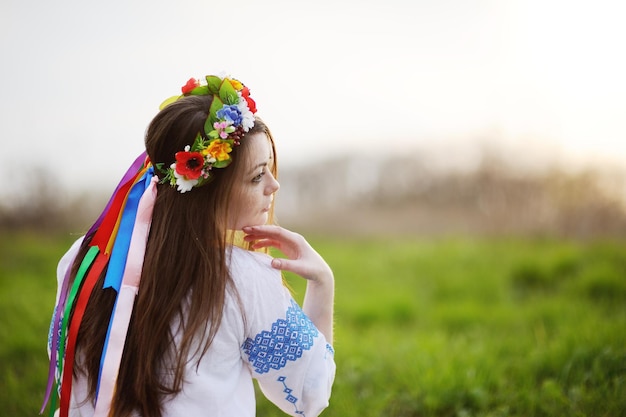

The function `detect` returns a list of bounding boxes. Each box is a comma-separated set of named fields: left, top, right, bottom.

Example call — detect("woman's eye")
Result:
left=252, top=171, right=265, bottom=183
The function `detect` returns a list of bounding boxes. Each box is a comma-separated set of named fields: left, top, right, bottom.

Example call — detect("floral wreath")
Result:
left=157, top=75, right=258, bottom=193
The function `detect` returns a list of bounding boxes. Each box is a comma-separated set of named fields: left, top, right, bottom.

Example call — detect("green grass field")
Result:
left=1, top=232, right=624, bottom=416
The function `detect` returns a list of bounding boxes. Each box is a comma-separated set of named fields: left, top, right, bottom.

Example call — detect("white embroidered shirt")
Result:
left=51, top=238, right=335, bottom=417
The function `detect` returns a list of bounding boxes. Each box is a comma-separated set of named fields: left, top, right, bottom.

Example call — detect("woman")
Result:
left=43, top=74, right=335, bottom=417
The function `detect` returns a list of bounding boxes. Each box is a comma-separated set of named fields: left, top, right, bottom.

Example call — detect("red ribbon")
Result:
left=55, top=164, right=149, bottom=417
left=58, top=253, right=109, bottom=417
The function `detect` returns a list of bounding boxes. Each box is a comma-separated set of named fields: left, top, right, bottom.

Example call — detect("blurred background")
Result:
left=1, top=0, right=626, bottom=236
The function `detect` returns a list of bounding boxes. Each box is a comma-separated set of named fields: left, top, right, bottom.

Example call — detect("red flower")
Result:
left=181, top=78, right=200, bottom=95
left=241, top=87, right=257, bottom=113
left=174, top=151, right=204, bottom=179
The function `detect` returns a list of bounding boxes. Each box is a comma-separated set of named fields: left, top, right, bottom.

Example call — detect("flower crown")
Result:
left=157, top=75, right=258, bottom=193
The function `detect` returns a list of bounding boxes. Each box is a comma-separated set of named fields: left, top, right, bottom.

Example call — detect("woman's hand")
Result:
left=242, top=225, right=333, bottom=284
left=242, top=225, right=334, bottom=342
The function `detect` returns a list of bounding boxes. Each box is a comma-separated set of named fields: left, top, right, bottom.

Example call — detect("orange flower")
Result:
left=205, top=140, right=232, bottom=162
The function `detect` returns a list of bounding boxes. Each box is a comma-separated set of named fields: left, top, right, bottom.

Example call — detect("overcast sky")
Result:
left=1, top=0, right=625, bottom=195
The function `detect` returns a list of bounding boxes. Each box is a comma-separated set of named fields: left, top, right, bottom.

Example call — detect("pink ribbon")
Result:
left=93, top=176, right=158, bottom=417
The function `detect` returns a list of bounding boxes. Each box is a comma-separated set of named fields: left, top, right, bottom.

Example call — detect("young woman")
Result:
left=43, top=75, right=335, bottom=417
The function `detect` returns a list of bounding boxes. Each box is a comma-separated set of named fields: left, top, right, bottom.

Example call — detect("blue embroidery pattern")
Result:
left=278, top=376, right=305, bottom=416
left=243, top=299, right=318, bottom=374
left=47, top=305, right=64, bottom=352
left=325, top=343, right=335, bottom=358
left=47, top=306, right=57, bottom=351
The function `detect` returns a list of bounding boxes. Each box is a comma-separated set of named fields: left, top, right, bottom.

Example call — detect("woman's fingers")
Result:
left=249, top=239, right=281, bottom=251
left=242, top=225, right=289, bottom=240
left=242, top=225, right=302, bottom=255
left=242, top=225, right=331, bottom=282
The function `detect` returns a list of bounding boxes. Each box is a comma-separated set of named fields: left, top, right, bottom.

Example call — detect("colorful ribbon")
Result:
left=41, top=154, right=157, bottom=417
left=86, top=152, right=147, bottom=237
left=96, top=169, right=153, bottom=398
left=94, top=175, right=157, bottom=416
left=58, top=251, right=110, bottom=417
left=41, top=248, right=78, bottom=414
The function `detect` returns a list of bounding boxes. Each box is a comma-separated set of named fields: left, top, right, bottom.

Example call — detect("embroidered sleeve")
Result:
left=232, top=249, right=335, bottom=417
left=242, top=299, right=319, bottom=374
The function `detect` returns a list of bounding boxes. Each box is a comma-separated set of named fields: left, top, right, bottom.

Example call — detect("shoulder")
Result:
left=57, top=236, right=84, bottom=280
left=227, top=245, right=287, bottom=299
left=228, top=246, right=276, bottom=277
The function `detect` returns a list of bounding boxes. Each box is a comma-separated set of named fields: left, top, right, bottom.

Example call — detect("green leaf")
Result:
left=190, top=85, right=209, bottom=96
left=206, top=75, right=222, bottom=94
left=159, top=95, right=180, bottom=110
left=205, top=96, right=223, bottom=134
left=219, top=80, right=239, bottom=105
left=190, top=133, right=205, bottom=152
left=212, top=159, right=232, bottom=169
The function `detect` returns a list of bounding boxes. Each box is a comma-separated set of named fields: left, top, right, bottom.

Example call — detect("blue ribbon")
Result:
left=97, top=167, right=154, bottom=396
left=103, top=168, right=153, bottom=291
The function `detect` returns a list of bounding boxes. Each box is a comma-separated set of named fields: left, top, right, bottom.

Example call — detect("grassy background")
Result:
left=1, top=232, right=625, bottom=416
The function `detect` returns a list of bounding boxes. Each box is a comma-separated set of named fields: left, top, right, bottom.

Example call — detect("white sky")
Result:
left=1, top=0, right=625, bottom=195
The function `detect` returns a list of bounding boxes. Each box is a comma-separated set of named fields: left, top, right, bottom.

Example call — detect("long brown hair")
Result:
left=69, top=94, right=278, bottom=417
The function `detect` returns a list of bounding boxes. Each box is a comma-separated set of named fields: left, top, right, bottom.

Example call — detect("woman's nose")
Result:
left=266, top=173, right=280, bottom=194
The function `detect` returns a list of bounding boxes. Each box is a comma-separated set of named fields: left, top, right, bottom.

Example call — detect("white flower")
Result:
left=172, top=169, right=198, bottom=193
left=237, top=94, right=255, bottom=132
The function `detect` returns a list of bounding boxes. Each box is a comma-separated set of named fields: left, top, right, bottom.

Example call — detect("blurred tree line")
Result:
left=2, top=149, right=626, bottom=238
left=276, top=149, right=626, bottom=239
